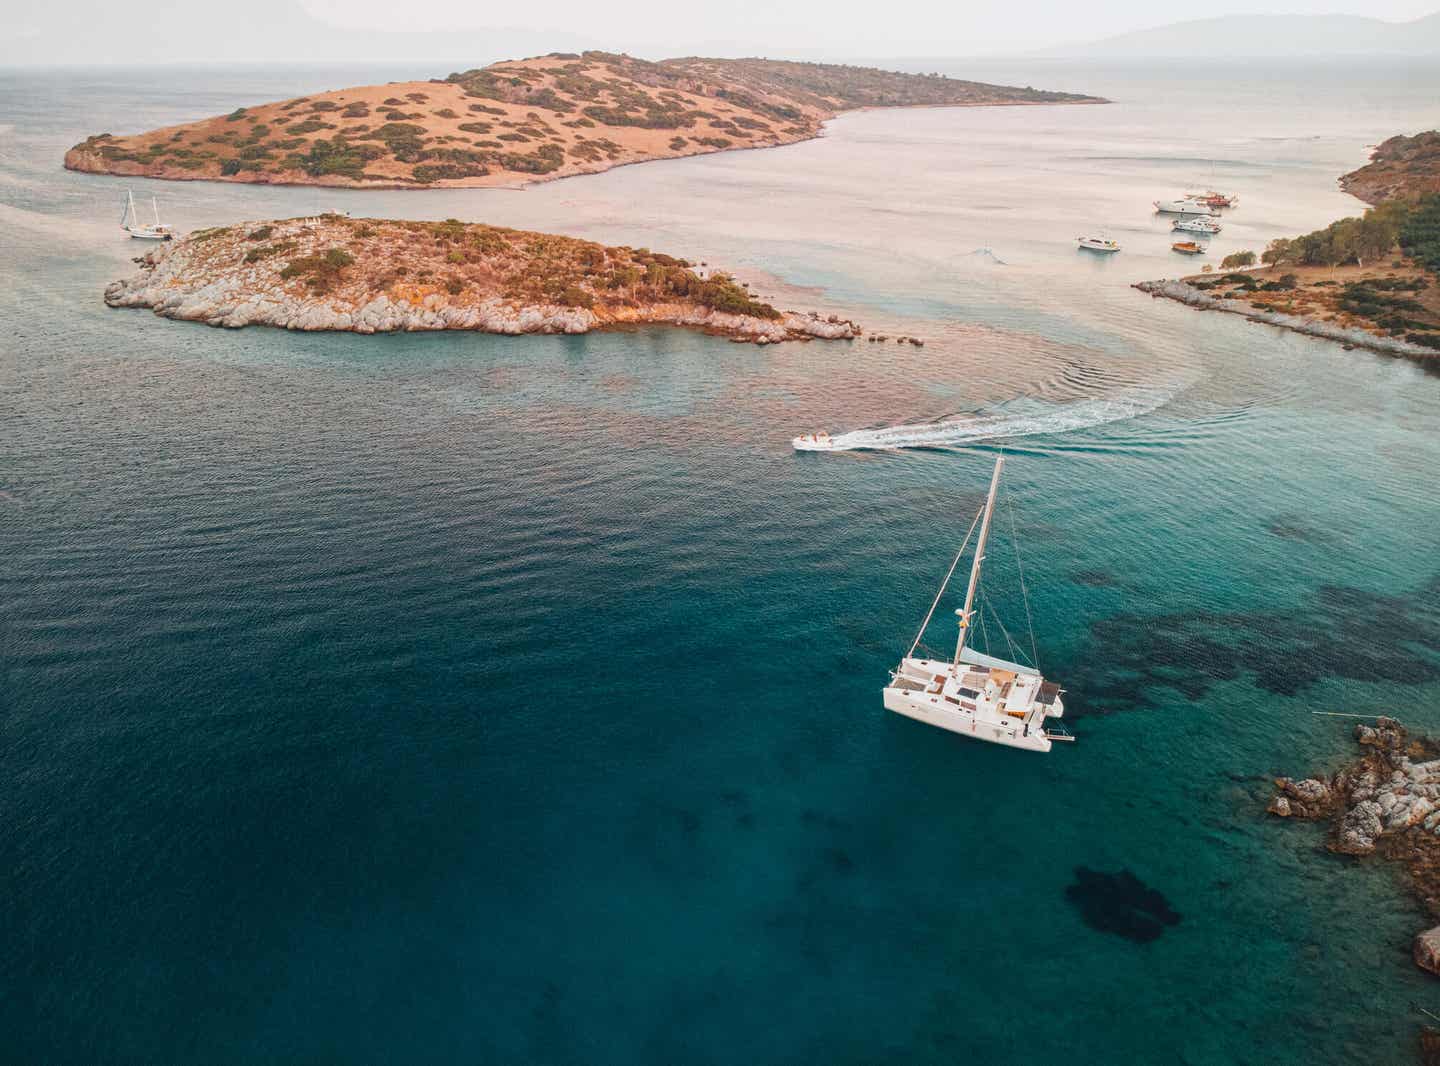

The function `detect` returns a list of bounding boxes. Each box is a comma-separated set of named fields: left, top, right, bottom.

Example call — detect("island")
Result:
left=1137, top=133, right=1440, bottom=365
left=103, top=215, right=862, bottom=344
left=65, top=52, right=1104, bottom=189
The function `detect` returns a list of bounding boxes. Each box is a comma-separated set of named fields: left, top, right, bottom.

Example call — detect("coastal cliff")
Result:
left=103, top=215, right=861, bottom=344
left=65, top=52, right=1104, bottom=190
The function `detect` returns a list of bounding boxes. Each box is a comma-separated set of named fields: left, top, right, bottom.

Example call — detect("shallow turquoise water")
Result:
left=3, top=61, right=1440, bottom=1063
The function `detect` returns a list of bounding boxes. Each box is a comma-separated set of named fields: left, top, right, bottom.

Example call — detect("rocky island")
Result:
left=103, top=215, right=862, bottom=343
left=65, top=52, right=1104, bottom=189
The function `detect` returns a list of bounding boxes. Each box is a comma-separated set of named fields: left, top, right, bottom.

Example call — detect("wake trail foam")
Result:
left=820, top=388, right=1175, bottom=451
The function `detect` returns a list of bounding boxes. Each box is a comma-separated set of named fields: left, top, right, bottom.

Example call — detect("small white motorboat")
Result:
left=1154, top=198, right=1215, bottom=216
left=121, top=189, right=173, bottom=240
left=792, top=431, right=839, bottom=451
left=1173, top=216, right=1222, bottom=234
left=1076, top=235, right=1121, bottom=253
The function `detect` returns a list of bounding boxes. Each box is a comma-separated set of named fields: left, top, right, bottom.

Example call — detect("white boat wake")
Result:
left=796, top=389, right=1173, bottom=452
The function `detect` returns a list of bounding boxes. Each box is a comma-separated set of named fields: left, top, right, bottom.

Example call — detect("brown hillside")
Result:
left=1340, top=131, right=1440, bottom=205
left=65, top=51, right=1104, bottom=190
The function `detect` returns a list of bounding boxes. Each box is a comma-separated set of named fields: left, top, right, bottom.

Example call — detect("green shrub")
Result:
left=551, top=285, right=590, bottom=308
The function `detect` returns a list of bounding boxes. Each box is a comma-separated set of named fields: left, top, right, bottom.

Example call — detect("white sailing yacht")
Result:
left=882, top=456, right=1071, bottom=752
left=121, top=189, right=173, bottom=240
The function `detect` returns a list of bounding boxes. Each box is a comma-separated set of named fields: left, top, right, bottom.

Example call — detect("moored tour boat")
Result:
left=881, top=456, right=1072, bottom=753
left=1154, top=198, right=1215, bottom=216
left=1189, top=190, right=1238, bottom=208
left=1173, top=216, right=1222, bottom=234
left=1171, top=240, right=1207, bottom=255
left=1076, top=235, right=1120, bottom=253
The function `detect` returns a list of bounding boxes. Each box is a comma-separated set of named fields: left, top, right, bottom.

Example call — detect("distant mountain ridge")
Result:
left=1047, top=12, right=1440, bottom=58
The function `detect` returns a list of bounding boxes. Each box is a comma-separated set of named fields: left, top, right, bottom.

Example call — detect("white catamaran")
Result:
left=882, top=456, right=1072, bottom=752
left=121, top=189, right=173, bottom=241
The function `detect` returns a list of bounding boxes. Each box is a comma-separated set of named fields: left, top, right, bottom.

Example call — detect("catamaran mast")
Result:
left=954, top=454, right=1003, bottom=670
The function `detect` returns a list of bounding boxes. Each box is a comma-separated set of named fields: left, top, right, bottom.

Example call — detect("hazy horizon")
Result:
left=6, top=0, right=1440, bottom=66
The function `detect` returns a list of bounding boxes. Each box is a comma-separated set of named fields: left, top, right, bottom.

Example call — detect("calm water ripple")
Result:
left=4, top=59, right=1440, bottom=1064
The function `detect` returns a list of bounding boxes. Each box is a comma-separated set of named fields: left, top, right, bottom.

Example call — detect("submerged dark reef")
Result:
left=1064, top=867, right=1182, bottom=944
left=1065, top=574, right=1440, bottom=715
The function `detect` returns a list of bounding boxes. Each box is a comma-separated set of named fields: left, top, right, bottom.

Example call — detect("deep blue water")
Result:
left=4, top=60, right=1440, bottom=1063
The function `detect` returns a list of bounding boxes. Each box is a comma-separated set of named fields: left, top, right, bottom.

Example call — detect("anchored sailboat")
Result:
left=121, top=189, right=173, bottom=241
left=882, top=455, right=1072, bottom=752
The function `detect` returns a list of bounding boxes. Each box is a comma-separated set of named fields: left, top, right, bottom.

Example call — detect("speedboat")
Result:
left=1171, top=240, right=1207, bottom=255
left=792, top=431, right=838, bottom=451
left=1076, top=235, right=1120, bottom=253
left=1154, top=198, right=1214, bottom=216
left=1173, top=216, right=1221, bottom=234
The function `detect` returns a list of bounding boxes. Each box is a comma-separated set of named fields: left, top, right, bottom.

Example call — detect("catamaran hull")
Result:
left=883, top=687, right=1055, bottom=752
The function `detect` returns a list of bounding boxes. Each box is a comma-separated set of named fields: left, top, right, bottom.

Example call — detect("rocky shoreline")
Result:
left=1268, top=718, right=1440, bottom=974
left=104, top=216, right=863, bottom=345
left=1135, top=278, right=1439, bottom=363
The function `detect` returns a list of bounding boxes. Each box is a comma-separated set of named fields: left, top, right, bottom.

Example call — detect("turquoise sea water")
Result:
left=4, top=60, right=1440, bottom=1063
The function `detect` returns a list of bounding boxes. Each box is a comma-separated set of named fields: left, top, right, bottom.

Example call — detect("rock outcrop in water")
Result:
left=103, top=215, right=862, bottom=344
left=1268, top=718, right=1440, bottom=978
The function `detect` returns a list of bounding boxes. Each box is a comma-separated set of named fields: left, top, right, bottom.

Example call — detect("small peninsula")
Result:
left=65, top=52, right=1104, bottom=189
left=1139, top=135, right=1440, bottom=365
left=103, top=215, right=861, bottom=343
left=1341, top=131, right=1440, bottom=205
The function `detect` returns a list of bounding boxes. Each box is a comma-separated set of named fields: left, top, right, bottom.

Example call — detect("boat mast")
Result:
left=954, top=454, right=1004, bottom=671
left=152, top=196, right=160, bottom=226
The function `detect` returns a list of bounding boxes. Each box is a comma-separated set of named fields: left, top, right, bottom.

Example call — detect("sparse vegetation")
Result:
left=69, top=52, right=1100, bottom=190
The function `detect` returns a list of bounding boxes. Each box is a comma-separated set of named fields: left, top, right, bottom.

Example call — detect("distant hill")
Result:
left=1047, top=12, right=1440, bottom=58
left=65, top=52, right=1104, bottom=191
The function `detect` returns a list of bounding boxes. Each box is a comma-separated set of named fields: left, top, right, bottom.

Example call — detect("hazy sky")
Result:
left=302, top=0, right=1437, bottom=54
left=6, top=0, right=1439, bottom=64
